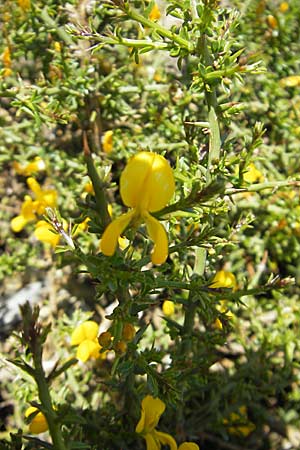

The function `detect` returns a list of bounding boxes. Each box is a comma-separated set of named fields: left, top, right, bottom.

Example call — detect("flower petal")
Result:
left=155, top=430, right=177, bottom=450
left=25, top=407, right=48, bottom=434
left=144, top=213, right=169, bottom=265
left=76, top=340, right=99, bottom=362
left=120, top=152, right=174, bottom=212
left=71, top=321, right=99, bottom=346
left=34, top=220, right=60, bottom=247
left=178, top=443, right=199, bottom=450
left=11, top=215, right=28, bottom=232
left=27, top=177, right=41, bottom=195
left=136, top=396, right=166, bottom=434
left=101, top=210, right=135, bottom=256
left=210, top=271, right=237, bottom=289
left=144, top=432, right=161, bottom=450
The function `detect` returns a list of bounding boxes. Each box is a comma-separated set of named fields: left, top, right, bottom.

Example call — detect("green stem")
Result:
left=123, top=5, right=193, bottom=51
left=95, top=35, right=168, bottom=51
left=226, top=179, right=300, bottom=195
left=33, top=359, right=67, bottom=450
left=84, top=148, right=111, bottom=228
left=181, top=291, right=197, bottom=355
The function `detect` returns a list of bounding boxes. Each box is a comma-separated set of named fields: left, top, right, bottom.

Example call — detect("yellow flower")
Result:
left=210, top=271, right=236, bottom=330
left=101, top=152, right=175, bottom=265
left=11, top=178, right=57, bottom=232
left=84, top=181, right=94, bottom=194
left=162, top=300, right=175, bottom=316
left=210, top=270, right=237, bottom=290
left=280, top=75, right=300, bottom=88
left=26, top=177, right=57, bottom=215
left=18, top=0, right=31, bottom=11
left=243, top=163, right=264, bottom=183
left=136, top=396, right=199, bottom=450
left=136, top=395, right=177, bottom=450
left=149, top=3, right=161, bottom=21
left=71, top=321, right=105, bottom=362
left=11, top=195, right=37, bottom=232
left=267, top=14, right=278, bottom=29
left=102, top=130, right=113, bottom=153
left=279, top=2, right=289, bottom=13
left=2, top=47, right=11, bottom=68
left=25, top=406, right=48, bottom=434
left=13, top=157, right=46, bottom=176
left=34, top=220, right=60, bottom=247
left=178, top=444, right=199, bottom=450
left=223, top=406, right=255, bottom=437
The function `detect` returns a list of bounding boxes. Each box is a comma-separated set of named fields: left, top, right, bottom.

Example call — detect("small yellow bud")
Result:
left=54, top=41, right=61, bottom=52
left=122, top=323, right=136, bottom=342
left=267, top=15, right=278, bottom=29
left=98, top=331, right=112, bottom=348
left=114, top=340, right=127, bottom=355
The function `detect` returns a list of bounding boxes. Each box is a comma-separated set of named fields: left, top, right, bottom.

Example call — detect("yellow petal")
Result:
left=76, top=340, right=99, bottom=362
left=136, top=395, right=166, bottom=434
left=27, top=177, right=41, bottom=195
left=34, top=220, right=60, bottom=247
left=120, top=152, right=175, bottom=212
left=144, top=433, right=161, bottom=450
left=149, top=3, right=161, bottom=21
left=178, top=443, right=199, bottom=450
left=162, top=300, right=175, bottom=316
left=71, top=321, right=99, bottom=345
left=155, top=430, right=177, bottom=450
left=144, top=212, right=169, bottom=265
left=243, top=163, right=264, bottom=183
left=25, top=407, right=48, bottom=434
left=11, top=215, right=28, bottom=232
left=21, top=196, right=37, bottom=220
left=102, top=130, right=113, bottom=153
left=210, top=271, right=237, bottom=289
left=101, top=210, right=135, bottom=256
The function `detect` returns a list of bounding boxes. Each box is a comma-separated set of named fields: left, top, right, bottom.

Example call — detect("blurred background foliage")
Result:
left=1, top=0, right=300, bottom=449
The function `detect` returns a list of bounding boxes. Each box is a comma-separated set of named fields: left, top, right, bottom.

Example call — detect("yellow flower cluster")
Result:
left=13, top=156, right=46, bottom=176
left=101, top=151, right=175, bottom=265
left=11, top=177, right=57, bottom=233
left=2, top=46, right=12, bottom=77
left=223, top=406, right=255, bottom=437
left=210, top=270, right=237, bottom=330
left=18, top=0, right=31, bottom=11
left=70, top=320, right=106, bottom=362
left=136, top=395, right=199, bottom=450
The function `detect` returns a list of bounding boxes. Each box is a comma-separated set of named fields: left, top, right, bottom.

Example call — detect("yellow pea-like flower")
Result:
left=34, top=220, right=60, bottom=247
left=210, top=270, right=237, bottom=290
left=70, top=321, right=106, bottom=363
left=25, top=407, right=48, bottom=434
left=101, top=152, right=175, bottom=265
left=136, top=395, right=199, bottom=450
